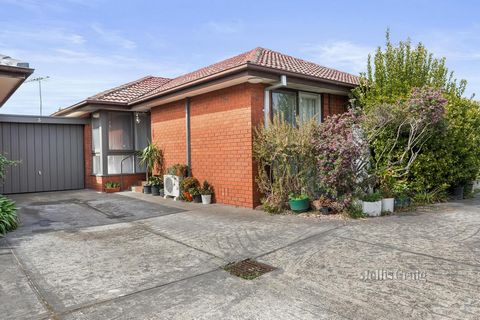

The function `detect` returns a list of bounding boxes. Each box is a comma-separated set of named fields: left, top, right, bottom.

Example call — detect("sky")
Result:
left=1, top=0, right=480, bottom=115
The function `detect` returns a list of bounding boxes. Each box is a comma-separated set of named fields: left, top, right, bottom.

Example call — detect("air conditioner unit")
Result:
left=164, top=174, right=181, bottom=200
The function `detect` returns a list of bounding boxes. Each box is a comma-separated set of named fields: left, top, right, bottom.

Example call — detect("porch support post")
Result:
left=185, top=97, right=191, bottom=176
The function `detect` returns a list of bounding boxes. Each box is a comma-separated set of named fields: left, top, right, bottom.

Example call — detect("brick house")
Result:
left=54, top=47, right=359, bottom=208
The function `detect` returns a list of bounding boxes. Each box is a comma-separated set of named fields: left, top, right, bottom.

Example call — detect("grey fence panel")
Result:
left=0, top=118, right=85, bottom=194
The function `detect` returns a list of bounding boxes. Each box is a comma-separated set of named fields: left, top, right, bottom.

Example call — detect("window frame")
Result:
left=90, top=111, right=150, bottom=176
left=271, top=89, right=323, bottom=126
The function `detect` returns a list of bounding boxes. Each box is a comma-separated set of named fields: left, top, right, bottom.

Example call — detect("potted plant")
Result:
left=451, top=182, right=465, bottom=200
left=180, top=177, right=199, bottom=202
left=150, top=176, right=163, bottom=196
left=288, top=193, right=310, bottom=213
left=361, top=191, right=382, bottom=217
left=200, top=180, right=213, bottom=204
left=380, top=187, right=395, bottom=213
left=143, top=182, right=152, bottom=194
left=138, top=143, right=164, bottom=186
left=104, top=181, right=120, bottom=193
left=189, top=187, right=202, bottom=203
left=392, top=180, right=411, bottom=209
left=312, top=195, right=333, bottom=215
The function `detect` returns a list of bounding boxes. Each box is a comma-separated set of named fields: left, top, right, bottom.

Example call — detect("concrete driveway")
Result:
left=1, top=190, right=479, bottom=319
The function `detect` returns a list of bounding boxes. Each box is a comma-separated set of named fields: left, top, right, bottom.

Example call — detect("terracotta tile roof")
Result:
left=55, top=47, right=359, bottom=115
left=138, top=47, right=359, bottom=101
left=254, top=47, right=360, bottom=86
left=88, top=76, right=171, bottom=104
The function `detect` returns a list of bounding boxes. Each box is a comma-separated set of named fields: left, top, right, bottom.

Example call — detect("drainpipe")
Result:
left=264, top=75, right=287, bottom=127
left=185, top=97, right=191, bottom=176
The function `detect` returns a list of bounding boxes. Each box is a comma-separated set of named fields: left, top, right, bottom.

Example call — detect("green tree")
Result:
left=353, top=31, right=466, bottom=108
left=356, top=31, right=480, bottom=195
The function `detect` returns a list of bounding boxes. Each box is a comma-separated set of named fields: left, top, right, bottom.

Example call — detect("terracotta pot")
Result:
left=183, top=191, right=193, bottom=202
left=105, top=187, right=120, bottom=193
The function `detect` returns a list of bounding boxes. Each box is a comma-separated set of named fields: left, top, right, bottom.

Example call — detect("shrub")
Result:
left=104, top=181, right=120, bottom=188
left=313, top=108, right=370, bottom=210
left=180, top=177, right=199, bottom=192
left=288, top=193, right=309, bottom=201
left=0, top=195, right=18, bottom=235
left=0, top=153, right=18, bottom=182
left=346, top=202, right=365, bottom=219
left=253, top=115, right=317, bottom=213
left=148, top=175, right=163, bottom=187
left=200, top=180, right=214, bottom=195
left=138, top=143, right=164, bottom=181
left=362, top=191, right=383, bottom=202
left=166, top=164, right=189, bottom=177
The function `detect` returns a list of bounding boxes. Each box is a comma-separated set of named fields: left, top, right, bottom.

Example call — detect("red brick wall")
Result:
left=151, top=83, right=265, bottom=208
left=150, top=85, right=349, bottom=208
left=83, top=124, right=144, bottom=192
left=322, top=93, right=349, bottom=119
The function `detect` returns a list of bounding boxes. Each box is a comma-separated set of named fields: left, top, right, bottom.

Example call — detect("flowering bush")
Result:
left=313, top=108, right=369, bottom=210
left=365, top=87, right=447, bottom=185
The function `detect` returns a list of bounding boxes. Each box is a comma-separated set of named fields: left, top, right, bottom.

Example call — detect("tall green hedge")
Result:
left=354, top=31, right=480, bottom=194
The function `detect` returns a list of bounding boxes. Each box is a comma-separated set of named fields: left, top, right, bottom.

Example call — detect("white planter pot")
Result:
left=201, top=194, right=211, bottom=204
left=473, top=180, right=480, bottom=190
left=362, top=200, right=382, bottom=217
left=381, top=198, right=394, bottom=213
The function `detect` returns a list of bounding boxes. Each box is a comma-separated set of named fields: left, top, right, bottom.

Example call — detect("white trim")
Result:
left=299, top=91, right=322, bottom=124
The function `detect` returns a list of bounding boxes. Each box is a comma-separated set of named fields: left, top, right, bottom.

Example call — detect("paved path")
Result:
left=1, top=190, right=479, bottom=319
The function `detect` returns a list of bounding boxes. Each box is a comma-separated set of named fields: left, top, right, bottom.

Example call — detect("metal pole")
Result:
left=185, top=97, right=191, bottom=176
left=38, top=80, right=43, bottom=116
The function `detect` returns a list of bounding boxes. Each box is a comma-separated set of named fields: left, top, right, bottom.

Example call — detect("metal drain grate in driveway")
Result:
left=223, top=259, right=276, bottom=280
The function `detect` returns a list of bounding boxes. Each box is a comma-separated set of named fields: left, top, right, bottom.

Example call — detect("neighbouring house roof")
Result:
left=53, top=47, right=359, bottom=116
left=86, top=76, right=171, bottom=104
left=0, top=54, right=34, bottom=107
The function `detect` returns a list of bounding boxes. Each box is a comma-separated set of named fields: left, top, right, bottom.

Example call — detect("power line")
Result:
left=26, top=76, right=50, bottom=116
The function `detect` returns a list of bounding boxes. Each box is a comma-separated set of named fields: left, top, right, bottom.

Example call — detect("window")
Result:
left=135, top=112, right=149, bottom=151
left=272, top=91, right=296, bottom=125
left=272, top=90, right=322, bottom=126
left=108, top=155, right=134, bottom=174
left=92, top=116, right=101, bottom=153
left=299, top=92, right=321, bottom=124
left=92, top=155, right=101, bottom=175
left=108, top=112, right=133, bottom=150
left=91, top=111, right=150, bottom=176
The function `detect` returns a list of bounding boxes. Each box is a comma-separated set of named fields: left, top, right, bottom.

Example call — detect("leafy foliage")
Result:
left=200, top=180, right=214, bottom=195
left=166, top=164, right=189, bottom=177
left=104, top=181, right=120, bottom=188
left=353, top=30, right=466, bottom=108
left=253, top=115, right=317, bottom=213
left=0, top=153, right=18, bottom=182
left=180, top=177, right=199, bottom=192
left=0, top=195, right=18, bottom=235
left=139, top=143, right=164, bottom=181
left=356, top=31, right=480, bottom=195
left=313, top=108, right=369, bottom=206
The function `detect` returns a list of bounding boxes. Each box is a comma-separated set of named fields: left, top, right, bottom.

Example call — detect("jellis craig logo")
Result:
left=361, top=269, right=427, bottom=281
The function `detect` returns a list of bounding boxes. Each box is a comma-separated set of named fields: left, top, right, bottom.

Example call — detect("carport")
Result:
left=0, top=114, right=87, bottom=194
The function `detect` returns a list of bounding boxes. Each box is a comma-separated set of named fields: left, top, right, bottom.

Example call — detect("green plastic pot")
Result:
left=288, top=198, right=310, bottom=213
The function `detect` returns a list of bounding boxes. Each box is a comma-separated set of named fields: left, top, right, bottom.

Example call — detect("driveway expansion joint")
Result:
left=6, top=240, right=61, bottom=320
left=333, top=234, right=480, bottom=268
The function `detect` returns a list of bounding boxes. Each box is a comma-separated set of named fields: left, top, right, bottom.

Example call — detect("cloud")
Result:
left=206, top=20, right=243, bottom=34
left=91, top=24, right=136, bottom=50
left=302, top=41, right=374, bottom=74
left=0, top=28, right=86, bottom=46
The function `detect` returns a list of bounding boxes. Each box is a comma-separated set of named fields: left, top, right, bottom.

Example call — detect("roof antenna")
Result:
left=25, top=76, right=50, bottom=116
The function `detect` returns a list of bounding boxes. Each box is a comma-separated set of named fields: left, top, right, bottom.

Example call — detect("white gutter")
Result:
left=264, top=75, right=287, bottom=127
